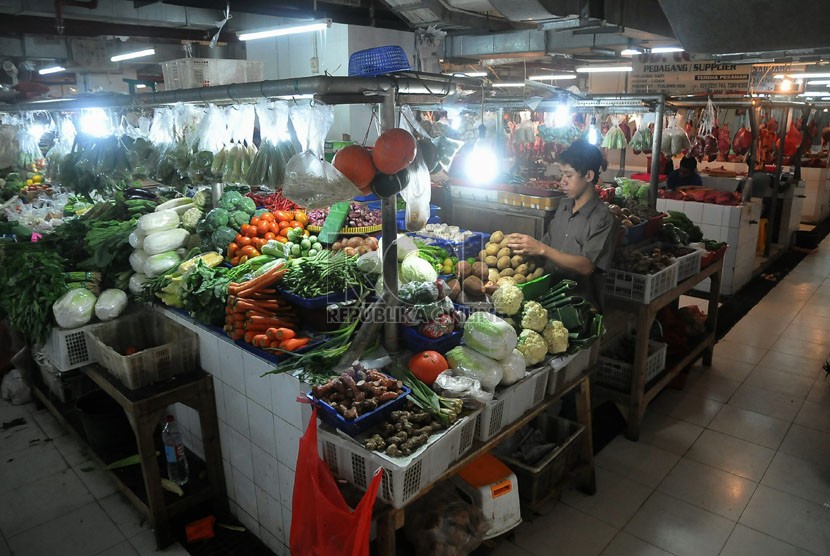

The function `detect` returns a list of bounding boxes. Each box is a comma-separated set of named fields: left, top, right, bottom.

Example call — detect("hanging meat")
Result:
left=718, top=123, right=731, bottom=160
left=784, top=122, right=802, bottom=159
left=733, top=126, right=752, bottom=156
left=822, top=126, right=830, bottom=149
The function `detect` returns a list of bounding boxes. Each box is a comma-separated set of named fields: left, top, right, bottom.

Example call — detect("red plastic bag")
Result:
left=290, top=406, right=382, bottom=556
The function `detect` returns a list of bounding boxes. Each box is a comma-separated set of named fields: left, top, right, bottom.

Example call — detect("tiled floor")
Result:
left=0, top=400, right=189, bottom=556
left=492, top=235, right=830, bottom=556
left=5, top=240, right=830, bottom=556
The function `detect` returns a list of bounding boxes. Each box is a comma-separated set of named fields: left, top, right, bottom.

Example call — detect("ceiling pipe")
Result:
left=55, top=0, right=99, bottom=34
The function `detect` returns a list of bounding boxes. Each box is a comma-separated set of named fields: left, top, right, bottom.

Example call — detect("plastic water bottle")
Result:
left=162, top=415, right=189, bottom=486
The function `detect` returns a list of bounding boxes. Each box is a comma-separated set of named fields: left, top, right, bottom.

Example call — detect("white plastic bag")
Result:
left=283, top=103, right=360, bottom=208
left=433, top=369, right=493, bottom=405
left=1, top=369, right=31, bottom=405
left=399, top=109, right=432, bottom=232
left=94, top=289, right=128, bottom=321
left=53, top=289, right=97, bottom=329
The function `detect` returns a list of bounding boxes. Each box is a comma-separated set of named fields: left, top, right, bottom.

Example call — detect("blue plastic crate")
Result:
left=623, top=222, right=647, bottom=245
left=348, top=45, right=412, bottom=77
left=234, top=336, right=325, bottom=364
left=307, top=381, right=412, bottom=436
left=277, top=288, right=361, bottom=310
left=413, top=231, right=490, bottom=260
left=400, top=327, right=462, bottom=354
left=355, top=193, right=378, bottom=202
left=398, top=214, right=441, bottom=231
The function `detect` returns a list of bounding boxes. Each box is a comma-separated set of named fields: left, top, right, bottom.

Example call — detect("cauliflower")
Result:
left=517, top=329, right=548, bottom=366
left=542, top=320, right=569, bottom=354
left=181, top=207, right=203, bottom=233
left=492, top=284, right=523, bottom=316
left=520, top=301, right=548, bottom=332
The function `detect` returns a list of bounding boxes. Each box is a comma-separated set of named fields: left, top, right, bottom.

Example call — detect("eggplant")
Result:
left=126, top=187, right=157, bottom=201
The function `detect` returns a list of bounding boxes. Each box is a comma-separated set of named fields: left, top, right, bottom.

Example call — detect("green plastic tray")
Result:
left=518, top=274, right=552, bottom=300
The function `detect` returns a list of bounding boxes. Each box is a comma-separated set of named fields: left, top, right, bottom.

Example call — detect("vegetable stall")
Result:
left=0, top=74, right=606, bottom=554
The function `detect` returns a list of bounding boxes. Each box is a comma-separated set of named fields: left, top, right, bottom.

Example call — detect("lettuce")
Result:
left=53, top=289, right=97, bottom=329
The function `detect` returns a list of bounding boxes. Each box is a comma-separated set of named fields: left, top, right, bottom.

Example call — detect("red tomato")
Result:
left=275, top=210, right=293, bottom=222
left=279, top=227, right=291, bottom=238
left=245, top=225, right=259, bottom=238
left=257, top=220, right=270, bottom=236
left=264, top=232, right=276, bottom=241
left=288, top=220, right=303, bottom=229
left=228, top=243, right=239, bottom=257
left=234, top=233, right=244, bottom=244
left=240, top=224, right=251, bottom=237
left=260, top=212, right=275, bottom=222
left=278, top=221, right=290, bottom=229
left=250, top=217, right=261, bottom=227
left=240, top=245, right=258, bottom=257
left=237, top=236, right=252, bottom=247
left=275, top=236, right=288, bottom=244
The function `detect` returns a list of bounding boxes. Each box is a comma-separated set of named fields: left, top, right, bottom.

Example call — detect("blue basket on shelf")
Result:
left=348, top=45, right=412, bottom=77
left=307, top=382, right=411, bottom=436
left=400, top=327, right=462, bottom=354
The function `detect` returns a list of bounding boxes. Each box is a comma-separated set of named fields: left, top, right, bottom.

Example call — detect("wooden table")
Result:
left=373, top=369, right=596, bottom=555
left=33, top=366, right=228, bottom=549
left=597, top=258, right=724, bottom=440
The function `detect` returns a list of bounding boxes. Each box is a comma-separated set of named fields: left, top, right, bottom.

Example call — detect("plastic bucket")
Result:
left=75, top=390, right=135, bottom=455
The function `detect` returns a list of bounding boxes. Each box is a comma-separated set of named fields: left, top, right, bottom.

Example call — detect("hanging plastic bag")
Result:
left=16, top=125, right=43, bottom=169
left=290, top=406, right=382, bottom=556
left=283, top=103, right=361, bottom=208
left=248, top=101, right=294, bottom=187
left=399, top=107, right=433, bottom=231
left=601, top=117, right=628, bottom=149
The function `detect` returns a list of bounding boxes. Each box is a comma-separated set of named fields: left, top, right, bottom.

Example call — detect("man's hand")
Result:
left=507, top=233, right=546, bottom=257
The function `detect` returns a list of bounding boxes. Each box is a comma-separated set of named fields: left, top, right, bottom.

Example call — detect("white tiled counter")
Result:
left=657, top=199, right=762, bottom=294
left=799, top=166, right=830, bottom=223
left=157, top=308, right=307, bottom=556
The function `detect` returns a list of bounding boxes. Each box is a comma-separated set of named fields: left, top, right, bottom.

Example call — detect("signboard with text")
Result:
left=630, top=54, right=751, bottom=95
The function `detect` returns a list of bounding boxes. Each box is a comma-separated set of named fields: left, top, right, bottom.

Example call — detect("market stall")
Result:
left=0, top=72, right=607, bottom=554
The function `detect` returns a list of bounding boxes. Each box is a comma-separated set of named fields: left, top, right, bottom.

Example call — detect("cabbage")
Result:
left=129, top=249, right=148, bottom=273
left=129, top=273, right=148, bottom=295
left=500, top=349, right=527, bottom=386
left=53, top=289, right=97, bottom=329
left=143, top=251, right=182, bottom=277
left=446, top=346, right=504, bottom=391
left=95, top=289, right=128, bottom=321
left=401, top=253, right=437, bottom=283
left=137, top=209, right=180, bottom=235
left=128, top=230, right=144, bottom=249
left=142, top=228, right=190, bottom=256
left=463, top=311, right=518, bottom=360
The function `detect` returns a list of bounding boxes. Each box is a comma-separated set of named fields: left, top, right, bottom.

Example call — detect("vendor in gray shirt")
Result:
left=508, top=140, right=618, bottom=310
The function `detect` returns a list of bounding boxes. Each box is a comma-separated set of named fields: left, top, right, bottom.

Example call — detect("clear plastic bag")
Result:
left=283, top=103, right=360, bottom=208
left=399, top=108, right=432, bottom=231
left=403, top=483, right=489, bottom=556
left=248, top=101, right=295, bottom=187
left=16, top=126, right=43, bottom=168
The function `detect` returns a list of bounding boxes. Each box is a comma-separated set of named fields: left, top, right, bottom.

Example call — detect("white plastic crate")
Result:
left=42, top=323, right=105, bottom=372
left=605, top=262, right=678, bottom=304
left=674, top=248, right=703, bottom=283
left=547, top=342, right=599, bottom=395
left=34, top=351, right=95, bottom=404
left=162, top=58, right=264, bottom=90
left=476, top=365, right=551, bottom=442
left=319, top=413, right=478, bottom=509
left=596, top=336, right=667, bottom=392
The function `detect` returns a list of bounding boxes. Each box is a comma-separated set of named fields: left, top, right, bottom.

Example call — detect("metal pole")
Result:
left=649, top=95, right=666, bottom=209
left=380, top=93, right=399, bottom=355
left=742, top=104, right=759, bottom=203
left=765, top=106, right=790, bottom=256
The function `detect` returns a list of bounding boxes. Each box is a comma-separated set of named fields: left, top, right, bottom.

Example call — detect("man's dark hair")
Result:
left=679, top=156, right=697, bottom=171
left=560, top=140, right=604, bottom=185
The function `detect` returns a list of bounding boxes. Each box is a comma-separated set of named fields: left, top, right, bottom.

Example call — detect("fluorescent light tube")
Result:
left=799, top=91, right=827, bottom=96
left=135, top=84, right=147, bottom=89
left=110, top=48, right=155, bottom=62
left=620, top=49, right=642, bottom=56
left=807, top=80, right=830, bottom=85
left=575, top=66, right=633, bottom=73
left=443, top=71, right=487, bottom=78
left=651, top=46, right=684, bottom=53
left=786, top=72, right=830, bottom=79
left=493, top=82, right=525, bottom=88
left=38, top=66, right=65, bottom=75
left=529, top=74, right=577, bottom=81
left=239, top=20, right=330, bottom=41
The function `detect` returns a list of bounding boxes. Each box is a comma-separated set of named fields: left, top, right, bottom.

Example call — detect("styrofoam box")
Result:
left=476, top=365, right=551, bottom=442
left=319, top=413, right=479, bottom=509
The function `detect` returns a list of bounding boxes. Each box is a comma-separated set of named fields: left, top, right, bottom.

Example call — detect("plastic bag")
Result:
left=290, top=406, right=382, bottom=556
left=433, top=369, right=492, bottom=405
left=403, top=482, right=488, bottom=556
left=1, top=369, right=31, bottom=405
left=283, top=103, right=361, bottom=208
left=16, top=126, right=43, bottom=168
left=52, top=289, right=97, bottom=329
left=94, top=289, right=128, bottom=321
left=248, top=101, right=295, bottom=187
left=601, top=118, right=628, bottom=149
left=399, top=110, right=433, bottom=231
left=446, top=346, right=504, bottom=391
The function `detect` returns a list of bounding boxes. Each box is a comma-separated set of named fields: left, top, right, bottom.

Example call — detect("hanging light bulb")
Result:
left=554, top=103, right=572, bottom=128
left=79, top=108, right=112, bottom=137
left=465, top=123, right=499, bottom=184
left=29, top=123, right=46, bottom=142
left=587, top=116, right=599, bottom=145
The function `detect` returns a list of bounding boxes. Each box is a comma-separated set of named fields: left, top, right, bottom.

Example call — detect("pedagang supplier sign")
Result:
left=630, top=54, right=751, bottom=94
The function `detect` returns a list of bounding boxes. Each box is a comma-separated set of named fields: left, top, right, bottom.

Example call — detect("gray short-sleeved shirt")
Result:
left=541, top=194, right=618, bottom=310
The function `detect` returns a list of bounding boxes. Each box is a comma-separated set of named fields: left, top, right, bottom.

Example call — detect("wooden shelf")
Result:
left=600, top=258, right=724, bottom=440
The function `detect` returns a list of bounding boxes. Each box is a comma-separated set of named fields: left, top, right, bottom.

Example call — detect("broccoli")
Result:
left=492, top=284, right=523, bottom=316
left=218, top=191, right=243, bottom=211
left=237, top=196, right=256, bottom=215
left=517, top=329, right=548, bottom=366
left=542, top=320, right=569, bottom=354
left=229, top=210, right=251, bottom=231
left=521, top=301, right=548, bottom=332
left=204, top=208, right=229, bottom=233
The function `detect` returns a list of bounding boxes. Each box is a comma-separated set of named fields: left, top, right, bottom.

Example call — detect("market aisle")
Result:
left=490, top=236, right=830, bottom=556
left=0, top=398, right=190, bottom=556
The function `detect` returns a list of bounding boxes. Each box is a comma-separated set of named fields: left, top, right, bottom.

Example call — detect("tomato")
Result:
left=260, top=212, right=275, bottom=222
left=256, top=220, right=270, bottom=236
left=230, top=256, right=240, bottom=265
left=288, top=220, right=303, bottom=229
left=240, top=245, right=258, bottom=257
left=275, top=210, right=293, bottom=222
left=278, top=221, right=290, bottom=230
left=240, top=224, right=250, bottom=237
left=238, top=255, right=248, bottom=265
left=234, top=233, right=244, bottom=244
left=279, top=227, right=292, bottom=238
left=237, top=236, right=252, bottom=247
left=275, top=236, right=288, bottom=243
left=250, top=217, right=261, bottom=227
left=253, top=238, right=266, bottom=249
left=228, top=243, right=239, bottom=257
left=264, top=232, right=276, bottom=241
left=293, top=211, right=309, bottom=226
left=267, top=221, right=278, bottom=234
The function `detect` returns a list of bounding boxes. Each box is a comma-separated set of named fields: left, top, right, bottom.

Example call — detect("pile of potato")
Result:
left=449, top=231, right=545, bottom=301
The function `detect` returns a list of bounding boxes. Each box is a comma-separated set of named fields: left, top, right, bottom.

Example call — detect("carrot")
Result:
left=230, top=330, right=244, bottom=341
left=243, top=320, right=297, bottom=331
left=225, top=305, right=233, bottom=315
left=252, top=334, right=270, bottom=348
left=228, top=265, right=284, bottom=296
left=279, top=337, right=310, bottom=351
left=243, top=331, right=257, bottom=343
left=265, top=327, right=296, bottom=341
left=232, top=312, right=246, bottom=321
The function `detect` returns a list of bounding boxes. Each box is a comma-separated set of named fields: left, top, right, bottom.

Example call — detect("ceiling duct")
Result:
left=658, top=0, right=830, bottom=55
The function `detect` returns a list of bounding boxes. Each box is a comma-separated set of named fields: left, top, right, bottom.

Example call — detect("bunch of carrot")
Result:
left=223, top=262, right=311, bottom=352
